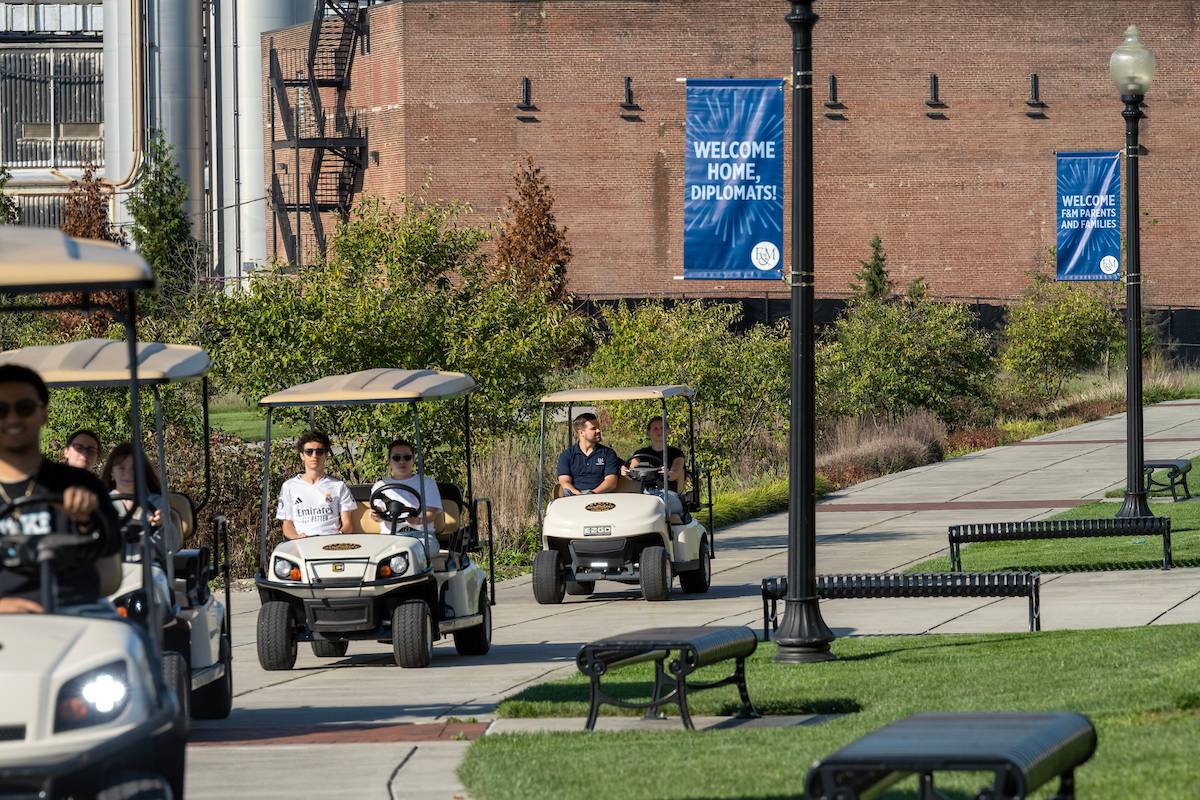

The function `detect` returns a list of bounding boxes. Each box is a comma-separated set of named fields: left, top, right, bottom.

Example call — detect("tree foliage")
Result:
left=196, top=194, right=588, bottom=482
left=126, top=131, right=200, bottom=316
left=494, top=157, right=572, bottom=301
left=585, top=301, right=789, bottom=476
left=0, top=166, right=19, bottom=225
left=60, top=162, right=125, bottom=244
left=851, top=235, right=893, bottom=301
left=1002, top=269, right=1123, bottom=404
left=818, top=296, right=996, bottom=426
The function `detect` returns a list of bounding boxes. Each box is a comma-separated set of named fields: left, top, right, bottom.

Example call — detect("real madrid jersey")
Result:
left=276, top=474, right=355, bottom=536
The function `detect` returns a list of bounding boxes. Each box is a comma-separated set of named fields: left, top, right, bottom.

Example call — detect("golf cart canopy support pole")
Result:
left=464, top=395, right=473, bottom=508
left=152, top=386, right=176, bottom=586
left=536, top=403, right=547, bottom=528
left=412, top=401, right=432, bottom=561
left=259, top=407, right=273, bottom=574
left=198, top=376, right=212, bottom=512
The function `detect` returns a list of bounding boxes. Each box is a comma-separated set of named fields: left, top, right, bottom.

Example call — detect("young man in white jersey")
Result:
left=276, top=431, right=355, bottom=539
left=370, top=438, right=442, bottom=552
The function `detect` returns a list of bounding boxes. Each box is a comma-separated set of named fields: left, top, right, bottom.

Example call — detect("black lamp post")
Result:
left=776, top=0, right=835, bottom=664
left=1110, top=25, right=1157, bottom=520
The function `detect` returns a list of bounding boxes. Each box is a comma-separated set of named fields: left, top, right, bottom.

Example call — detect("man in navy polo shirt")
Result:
left=557, top=412, right=621, bottom=496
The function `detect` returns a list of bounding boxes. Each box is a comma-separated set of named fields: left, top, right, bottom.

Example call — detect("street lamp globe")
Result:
left=1110, top=25, right=1156, bottom=96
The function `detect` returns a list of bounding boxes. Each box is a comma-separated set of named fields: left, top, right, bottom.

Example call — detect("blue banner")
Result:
left=684, top=78, right=784, bottom=280
left=1056, top=151, right=1121, bottom=281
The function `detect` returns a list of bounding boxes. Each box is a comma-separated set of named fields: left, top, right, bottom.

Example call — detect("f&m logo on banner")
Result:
left=684, top=78, right=784, bottom=281
left=1056, top=151, right=1121, bottom=281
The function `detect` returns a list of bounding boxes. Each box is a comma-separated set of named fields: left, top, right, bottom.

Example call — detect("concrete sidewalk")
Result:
left=187, top=401, right=1200, bottom=799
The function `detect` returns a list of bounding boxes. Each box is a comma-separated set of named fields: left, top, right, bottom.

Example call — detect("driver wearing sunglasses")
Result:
left=369, top=438, right=442, bottom=541
left=0, top=365, right=121, bottom=614
left=275, top=430, right=355, bottom=539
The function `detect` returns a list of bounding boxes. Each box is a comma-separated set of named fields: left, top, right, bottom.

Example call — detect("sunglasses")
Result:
left=390, top=453, right=414, bottom=463
left=302, top=447, right=328, bottom=456
left=0, top=398, right=42, bottom=420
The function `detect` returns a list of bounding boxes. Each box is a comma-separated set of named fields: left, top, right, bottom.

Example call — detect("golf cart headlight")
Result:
left=55, top=661, right=130, bottom=732
left=273, top=557, right=300, bottom=581
left=378, top=553, right=409, bottom=579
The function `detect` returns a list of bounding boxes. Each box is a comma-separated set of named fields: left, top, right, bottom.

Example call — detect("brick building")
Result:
left=262, top=1, right=1200, bottom=307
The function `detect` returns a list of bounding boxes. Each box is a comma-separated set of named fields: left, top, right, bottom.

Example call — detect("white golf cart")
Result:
left=533, top=386, right=715, bottom=603
left=254, top=369, right=495, bottom=669
left=0, top=338, right=234, bottom=720
left=0, top=227, right=187, bottom=798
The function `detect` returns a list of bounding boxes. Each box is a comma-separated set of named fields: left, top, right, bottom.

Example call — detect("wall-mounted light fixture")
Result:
left=515, top=76, right=537, bottom=121
left=824, top=74, right=845, bottom=120
left=619, top=76, right=643, bottom=121
left=925, top=73, right=947, bottom=119
left=1026, top=73, right=1047, bottom=118
left=369, top=150, right=380, bottom=165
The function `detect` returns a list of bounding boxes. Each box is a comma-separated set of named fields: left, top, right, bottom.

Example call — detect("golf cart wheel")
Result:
left=257, top=600, right=297, bottom=670
left=532, top=550, right=565, bottom=605
left=392, top=600, right=434, bottom=668
left=453, top=584, right=492, bottom=656
left=639, top=546, right=671, bottom=602
left=160, top=651, right=190, bottom=735
left=192, top=634, right=233, bottom=720
left=679, top=535, right=712, bottom=594
left=565, top=579, right=595, bottom=596
left=311, top=639, right=350, bottom=658
left=95, top=772, right=173, bottom=800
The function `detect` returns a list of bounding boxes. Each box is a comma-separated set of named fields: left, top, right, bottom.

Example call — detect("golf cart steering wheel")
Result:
left=109, top=492, right=158, bottom=527
left=627, top=452, right=664, bottom=486
left=0, top=492, right=110, bottom=570
left=369, top=484, right=423, bottom=525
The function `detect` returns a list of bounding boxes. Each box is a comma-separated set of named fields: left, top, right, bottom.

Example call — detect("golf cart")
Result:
left=533, top=386, right=714, bottom=603
left=254, top=369, right=495, bottom=669
left=0, top=227, right=187, bottom=798
left=0, top=338, right=234, bottom=721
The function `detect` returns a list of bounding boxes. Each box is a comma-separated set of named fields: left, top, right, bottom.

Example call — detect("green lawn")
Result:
left=905, top=498, right=1200, bottom=574
left=461, top=627, right=1200, bottom=799
left=210, top=395, right=302, bottom=442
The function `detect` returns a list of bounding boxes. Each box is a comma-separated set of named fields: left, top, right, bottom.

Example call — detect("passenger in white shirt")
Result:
left=276, top=431, right=355, bottom=538
left=370, top=438, right=441, bottom=549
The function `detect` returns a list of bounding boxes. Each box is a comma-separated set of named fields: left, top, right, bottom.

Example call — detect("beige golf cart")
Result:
left=0, top=226, right=187, bottom=799
left=0, top=338, right=234, bottom=720
left=254, top=369, right=495, bottom=669
left=534, top=386, right=714, bottom=603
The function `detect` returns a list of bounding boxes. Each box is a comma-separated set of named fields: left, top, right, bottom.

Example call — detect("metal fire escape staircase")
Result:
left=269, top=0, right=367, bottom=266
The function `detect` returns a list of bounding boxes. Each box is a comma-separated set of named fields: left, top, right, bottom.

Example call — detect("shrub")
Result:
left=817, top=296, right=995, bottom=426
left=584, top=300, right=789, bottom=478
left=816, top=410, right=947, bottom=487
left=195, top=193, right=588, bottom=482
left=1002, top=269, right=1123, bottom=406
left=0, top=166, right=18, bottom=224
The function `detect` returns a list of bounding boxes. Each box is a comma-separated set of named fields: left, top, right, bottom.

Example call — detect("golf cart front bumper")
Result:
left=0, top=703, right=175, bottom=797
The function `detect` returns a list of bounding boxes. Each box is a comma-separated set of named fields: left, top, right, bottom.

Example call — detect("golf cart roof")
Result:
left=0, top=338, right=211, bottom=387
left=0, top=226, right=154, bottom=294
left=259, top=368, right=477, bottom=407
left=541, top=386, right=695, bottom=403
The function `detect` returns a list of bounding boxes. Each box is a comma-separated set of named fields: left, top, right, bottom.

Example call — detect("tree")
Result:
left=850, top=235, right=893, bottom=301
left=196, top=193, right=588, bottom=481
left=494, top=157, right=572, bottom=300
left=60, top=162, right=125, bottom=244
left=0, top=166, right=19, bottom=224
left=126, top=130, right=200, bottom=315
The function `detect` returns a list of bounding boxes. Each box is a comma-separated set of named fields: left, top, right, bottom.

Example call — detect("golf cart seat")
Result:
left=167, top=492, right=196, bottom=541
left=173, top=547, right=212, bottom=605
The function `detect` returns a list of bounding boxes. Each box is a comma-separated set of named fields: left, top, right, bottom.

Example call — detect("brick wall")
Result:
left=263, top=0, right=1200, bottom=306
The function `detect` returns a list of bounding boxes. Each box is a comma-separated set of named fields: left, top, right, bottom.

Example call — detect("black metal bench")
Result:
left=805, top=711, right=1097, bottom=800
left=761, top=572, right=1041, bottom=635
left=575, top=626, right=759, bottom=731
left=948, top=516, right=1172, bottom=571
left=1145, top=458, right=1193, bottom=501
